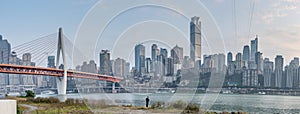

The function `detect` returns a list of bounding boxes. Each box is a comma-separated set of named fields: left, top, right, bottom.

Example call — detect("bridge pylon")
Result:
left=56, top=28, right=67, bottom=95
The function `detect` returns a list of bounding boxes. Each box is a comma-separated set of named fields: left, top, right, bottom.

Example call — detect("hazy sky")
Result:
left=1, top=0, right=300, bottom=66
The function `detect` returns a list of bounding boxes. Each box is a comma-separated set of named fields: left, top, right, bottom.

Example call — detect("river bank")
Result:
left=7, top=97, right=250, bottom=114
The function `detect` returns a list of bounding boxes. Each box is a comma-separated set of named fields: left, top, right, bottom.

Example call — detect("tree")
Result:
left=25, top=90, right=35, bottom=98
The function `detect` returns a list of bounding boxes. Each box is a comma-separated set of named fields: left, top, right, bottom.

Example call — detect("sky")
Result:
left=1, top=0, right=300, bottom=67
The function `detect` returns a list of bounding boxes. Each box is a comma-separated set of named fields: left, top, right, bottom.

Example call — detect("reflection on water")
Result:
left=36, top=93, right=300, bottom=113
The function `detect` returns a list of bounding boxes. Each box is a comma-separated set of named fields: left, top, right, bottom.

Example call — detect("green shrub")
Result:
left=184, top=103, right=199, bottom=113
left=151, top=101, right=164, bottom=109
left=25, top=90, right=35, bottom=98
left=65, top=98, right=75, bottom=105
left=171, top=100, right=186, bottom=109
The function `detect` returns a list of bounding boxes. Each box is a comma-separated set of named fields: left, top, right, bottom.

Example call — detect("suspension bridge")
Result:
left=0, top=28, right=121, bottom=95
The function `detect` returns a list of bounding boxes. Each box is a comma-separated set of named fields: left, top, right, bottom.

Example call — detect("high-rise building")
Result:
left=227, top=52, right=233, bottom=65
left=263, top=58, right=273, bottom=87
left=114, top=58, right=126, bottom=77
left=203, top=55, right=213, bottom=73
left=242, top=45, right=250, bottom=68
left=145, top=58, right=151, bottom=73
left=160, top=48, right=168, bottom=76
left=45, top=56, right=56, bottom=88
left=151, top=44, right=159, bottom=62
left=171, top=45, right=183, bottom=74
left=171, top=45, right=183, bottom=64
left=255, top=52, right=263, bottom=74
left=286, top=57, right=299, bottom=88
left=0, top=35, right=11, bottom=85
left=275, top=55, right=284, bottom=88
left=242, top=69, right=258, bottom=87
left=166, top=57, right=174, bottom=76
left=110, top=60, right=115, bottom=75
left=250, top=36, right=258, bottom=61
left=242, top=45, right=250, bottom=62
left=203, top=54, right=226, bottom=73
left=125, top=62, right=130, bottom=77
left=9, top=51, right=21, bottom=85
left=77, top=60, right=98, bottom=88
left=100, top=50, right=111, bottom=75
left=151, top=44, right=159, bottom=75
left=135, top=44, right=145, bottom=76
left=227, top=52, right=234, bottom=75
left=47, top=56, right=55, bottom=68
left=22, top=53, right=34, bottom=86
left=235, top=53, right=242, bottom=71
left=212, top=54, right=226, bottom=72
left=182, top=56, right=193, bottom=69
left=190, top=16, right=201, bottom=64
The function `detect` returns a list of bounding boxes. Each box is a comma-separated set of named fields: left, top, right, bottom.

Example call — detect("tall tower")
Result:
left=235, top=53, right=242, bottom=70
left=275, top=55, right=284, bottom=88
left=263, top=58, right=273, bottom=87
left=56, top=28, right=67, bottom=95
left=151, top=44, right=159, bottom=62
left=242, top=45, right=250, bottom=62
left=99, top=50, right=111, bottom=75
left=227, top=52, right=233, bottom=65
left=171, top=45, right=183, bottom=64
left=0, top=35, right=11, bottom=85
left=135, top=44, right=145, bottom=76
left=250, top=35, right=258, bottom=61
left=190, top=16, right=201, bottom=65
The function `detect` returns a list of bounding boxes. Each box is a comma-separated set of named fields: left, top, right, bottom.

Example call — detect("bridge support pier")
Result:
left=112, top=82, right=116, bottom=93
left=56, top=28, right=67, bottom=96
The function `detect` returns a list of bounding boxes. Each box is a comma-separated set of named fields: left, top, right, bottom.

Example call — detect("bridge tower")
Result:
left=56, top=28, right=67, bottom=95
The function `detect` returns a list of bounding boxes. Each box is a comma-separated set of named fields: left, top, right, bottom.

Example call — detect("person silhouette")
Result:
left=145, top=96, right=150, bottom=108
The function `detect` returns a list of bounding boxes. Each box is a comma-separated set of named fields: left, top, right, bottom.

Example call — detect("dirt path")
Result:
left=20, top=104, right=38, bottom=114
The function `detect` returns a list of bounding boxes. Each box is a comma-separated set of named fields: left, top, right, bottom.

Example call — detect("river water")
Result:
left=37, top=93, right=300, bottom=113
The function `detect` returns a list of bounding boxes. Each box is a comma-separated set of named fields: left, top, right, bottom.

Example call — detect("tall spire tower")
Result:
left=190, top=16, right=201, bottom=65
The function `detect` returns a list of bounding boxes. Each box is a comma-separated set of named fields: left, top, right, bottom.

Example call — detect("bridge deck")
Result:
left=0, top=64, right=121, bottom=83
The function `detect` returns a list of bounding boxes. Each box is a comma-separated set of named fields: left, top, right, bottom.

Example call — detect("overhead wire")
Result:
left=248, top=0, right=256, bottom=40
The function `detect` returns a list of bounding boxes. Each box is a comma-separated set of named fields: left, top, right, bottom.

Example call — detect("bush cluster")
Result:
left=27, top=97, right=60, bottom=104
left=171, top=100, right=187, bottom=109
left=150, top=101, right=164, bottom=109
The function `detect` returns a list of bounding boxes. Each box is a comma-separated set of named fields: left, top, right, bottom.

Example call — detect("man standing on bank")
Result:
left=145, top=96, right=150, bottom=109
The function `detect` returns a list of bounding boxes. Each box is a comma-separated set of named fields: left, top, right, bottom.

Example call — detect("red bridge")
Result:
left=0, top=64, right=121, bottom=83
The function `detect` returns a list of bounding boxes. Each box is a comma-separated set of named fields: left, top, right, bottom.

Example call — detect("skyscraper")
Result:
left=46, top=56, right=56, bottom=88
left=135, top=44, right=145, bottom=76
left=227, top=52, right=233, bottom=65
left=100, top=50, right=111, bottom=75
left=190, top=16, right=201, bottom=64
left=227, top=52, right=234, bottom=75
left=255, top=52, right=263, bottom=74
left=286, top=57, right=299, bottom=88
left=47, top=56, right=55, bottom=68
left=235, top=53, right=242, bottom=70
left=145, top=58, right=151, bottom=73
left=263, top=58, right=273, bottom=87
left=0, top=35, right=11, bottom=85
left=171, top=45, right=183, bottom=64
left=166, top=57, right=174, bottom=76
left=275, top=55, right=284, bottom=88
left=9, top=51, right=21, bottom=85
left=242, top=45, right=250, bottom=62
left=151, top=44, right=159, bottom=62
left=151, top=44, right=159, bottom=75
left=22, top=53, right=34, bottom=86
left=125, top=62, right=130, bottom=77
left=160, top=48, right=168, bottom=76
left=250, top=36, right=258, bottom=61
left=114, top=58, right=126, bottom=77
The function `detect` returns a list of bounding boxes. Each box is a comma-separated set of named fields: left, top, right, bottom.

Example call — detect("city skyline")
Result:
left=1, top=0, right=300, bottom=64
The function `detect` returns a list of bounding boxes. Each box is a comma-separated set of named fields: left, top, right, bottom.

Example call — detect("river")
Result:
left=36, top=93, right=300, bottom=113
